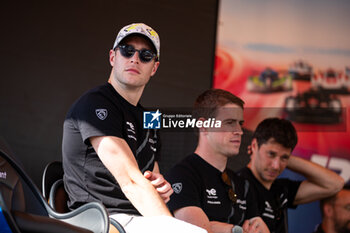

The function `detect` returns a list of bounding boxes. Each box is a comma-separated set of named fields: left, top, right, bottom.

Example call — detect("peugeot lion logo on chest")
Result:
left=95, top=109, right=108, bottom=120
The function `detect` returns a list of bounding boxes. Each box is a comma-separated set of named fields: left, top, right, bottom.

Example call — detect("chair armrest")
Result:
left=110, top=217, right=126, bottom=233
left=46, top=202, right=109, bottom=233
left=13, top=210, right=92, bottom=233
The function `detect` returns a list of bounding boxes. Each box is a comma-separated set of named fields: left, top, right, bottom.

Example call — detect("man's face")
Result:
left=109, top=36, right=159, bottom=89
left=205, top=103, right=244, bottom=158
left=251, top=138, right=291, bottom=187
left=332, top=189, right=350, bottom=233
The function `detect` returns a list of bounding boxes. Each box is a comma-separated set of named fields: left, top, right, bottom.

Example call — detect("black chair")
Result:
left=42, top=161, right=68, bottom=213
left=42, top=161, right=64, bottom=200
left=42, top=161, right=126, bottom=233
left=0, top=149, right=109, bottom=233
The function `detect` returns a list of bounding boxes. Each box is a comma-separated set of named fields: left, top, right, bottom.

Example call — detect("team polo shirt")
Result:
left=62, top=83, right=160, bottom=215
left=312, top=224, right=325, bottom=233
left=238, top=167, right=301, bottom=233
left=166, top=153, right=258, bottom=225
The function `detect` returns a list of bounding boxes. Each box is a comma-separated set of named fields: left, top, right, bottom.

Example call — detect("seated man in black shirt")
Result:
left=238, top=118, right=344, bottom=233
left=62, top=23, right=206, bottom=233
left=313, top=184, right=349, bottom=233
left=166, top=89, right=270, bottom=233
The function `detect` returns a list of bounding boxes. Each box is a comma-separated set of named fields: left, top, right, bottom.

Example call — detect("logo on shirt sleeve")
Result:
left=172, top=183, right=183, bottom=194
left=95, top=109, right=108, bottom=120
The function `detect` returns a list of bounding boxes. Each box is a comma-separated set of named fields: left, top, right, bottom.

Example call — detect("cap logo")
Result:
left=96, top=109, right=108, bottom=120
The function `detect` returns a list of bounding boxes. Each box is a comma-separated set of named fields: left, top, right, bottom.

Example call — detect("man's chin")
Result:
left=228, top=150, right=239, bottom=157
left=335, top=221, right=350, bottom=233
left=265, top=173, right=278, bottom=181
left=263, top=174, right=278, bottom=182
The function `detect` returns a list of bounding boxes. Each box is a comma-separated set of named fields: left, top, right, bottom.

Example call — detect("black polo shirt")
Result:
left=238, top=167, right=301, bottom=233
left=312, top=224, right=325, bottom=233
left=62, top=83, right=160, bottom=215
left=166, top=153, right=258, bottom=226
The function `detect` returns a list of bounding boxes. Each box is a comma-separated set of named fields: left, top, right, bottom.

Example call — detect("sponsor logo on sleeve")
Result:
left=172, top=183, right=183, bottom=194
left=95, top=109, right=108, bottom=120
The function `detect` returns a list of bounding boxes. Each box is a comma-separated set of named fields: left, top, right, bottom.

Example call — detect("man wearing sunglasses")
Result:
left=166, top=89, right=270, bottom=233
left=62, top=23, right=206, bottom=233
left=238, top=118, right=344, bottom=233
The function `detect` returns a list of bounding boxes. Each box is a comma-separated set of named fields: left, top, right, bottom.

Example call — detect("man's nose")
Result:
left=233, top=123, right=243, bottom=135
left=130, top=51, right=140, bottom=63
left=271, top=158, right=280, bottom=170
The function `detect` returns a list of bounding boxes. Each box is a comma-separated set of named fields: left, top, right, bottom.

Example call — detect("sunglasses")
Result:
left=221, top=170, right=237, bottom=204
left=116, top=44, right=157, bottom=63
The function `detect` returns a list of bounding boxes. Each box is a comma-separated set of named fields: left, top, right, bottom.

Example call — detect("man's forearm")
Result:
left=121, top=173, right=172, bottom=217
left=287, top=155, right=343, bottom=187
left=91, top=136, right=172, bottom=217
left=287, top=155, right=344, bottom=204
left=210, top=221, right=233, bottom=233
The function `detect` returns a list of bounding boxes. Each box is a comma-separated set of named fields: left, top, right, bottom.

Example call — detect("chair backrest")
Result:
left=42, top=161, right=71, bottom=213
left=43, top=161, right=125, bottom=233
left=49, top=179, right=69, bottom=213
left=43, top=161, right=126, bottom=233
left=0, top=149, right=48, bottom=216
left=42, top=161, right=64, bottom=199
left=0, top=167, right=21, bottom=233
left=0, top=149, right=94, bottom=233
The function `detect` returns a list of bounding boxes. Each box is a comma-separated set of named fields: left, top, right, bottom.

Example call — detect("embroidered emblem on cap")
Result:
left=96, top=109, right=108, bottom=120
left=172, top=183, right=183, bottom=194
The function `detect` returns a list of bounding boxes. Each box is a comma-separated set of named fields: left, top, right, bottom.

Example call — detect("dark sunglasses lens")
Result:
left=119, top=45, right=155, bottom=63
left=139, top=50, right=155, bottom=62
left=119, top=45, right=135, bottom=58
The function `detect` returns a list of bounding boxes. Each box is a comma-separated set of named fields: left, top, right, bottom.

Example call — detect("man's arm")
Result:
left=174, top=207, right=270, bottom=233
left=174, top=206, right=231, bottom=233
left=90, top=135, right=172, bottom=217
left=287, top=155, right=344, bottom=205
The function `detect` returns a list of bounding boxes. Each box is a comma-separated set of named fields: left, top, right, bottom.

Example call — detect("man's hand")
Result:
left=242, top=217, right=270, bottom=233
left=144, top=171, right=173, bottom=203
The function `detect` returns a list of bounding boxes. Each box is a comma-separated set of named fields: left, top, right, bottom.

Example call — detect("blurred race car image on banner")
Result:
left=246, top=67, right=293, bottom=93
left=214, top=1, right=350, bottom=233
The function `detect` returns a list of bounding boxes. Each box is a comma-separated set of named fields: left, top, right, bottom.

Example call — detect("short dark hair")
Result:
left=253, top=118, right=298, bottom=150
left=320, top=184, right=349, bottom=217
left=193, top=89, right=244, bottom=120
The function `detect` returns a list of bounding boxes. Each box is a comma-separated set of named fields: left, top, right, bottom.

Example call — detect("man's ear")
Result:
left=109, top=49, right=115, bottom=66
left=198, top=117, right=207, bottom=134
left=251, top=138, right=258, bottom=153
left=150, top=61, right=160, bottom=76
left=323, top=203, right=334, bottom=218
